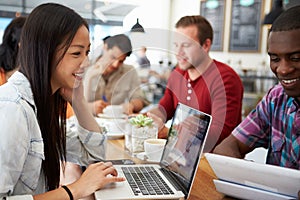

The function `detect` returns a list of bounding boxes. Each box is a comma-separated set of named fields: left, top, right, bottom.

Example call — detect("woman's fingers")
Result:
left=90, top=162, right=125, bottom=185
left=106, top=175, right=126, bottom=183
left=93, top=162, right=118, bottom=176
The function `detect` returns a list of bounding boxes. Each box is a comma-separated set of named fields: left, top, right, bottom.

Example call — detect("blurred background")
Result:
left=1, top=0, right=299, bottom=117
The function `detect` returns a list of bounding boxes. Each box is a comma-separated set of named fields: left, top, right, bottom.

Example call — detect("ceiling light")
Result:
left=262, top=0, right=284, bottom=25
left=206, top=0, right=219, bottom=9
left=239, top=0, right=254, bottom=7
left=130, top=18, right=145, bottom=33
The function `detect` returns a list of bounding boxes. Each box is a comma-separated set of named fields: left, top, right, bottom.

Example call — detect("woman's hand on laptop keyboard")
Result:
left=66, top=162, right=125, bottom=198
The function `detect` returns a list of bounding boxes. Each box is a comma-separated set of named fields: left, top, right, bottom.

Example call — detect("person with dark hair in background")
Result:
left=148, top=15, right=243, bottom=152
left=0, top=16, right=26, bottom=85
left=84, top=34, right=149, bottom=115
left=0, top=3, right=124, bottom=199
left=214, top=5, right=300, bottom=170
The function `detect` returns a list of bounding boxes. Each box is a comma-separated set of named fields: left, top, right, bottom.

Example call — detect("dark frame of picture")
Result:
left=229, top=0, right=264, bottom=52
left=200, top=0, right=225, bottom=51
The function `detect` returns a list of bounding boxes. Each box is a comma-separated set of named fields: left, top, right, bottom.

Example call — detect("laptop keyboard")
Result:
left=121, top=166, right=175, bottom=196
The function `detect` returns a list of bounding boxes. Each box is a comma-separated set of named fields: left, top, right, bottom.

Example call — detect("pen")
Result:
left=102, top=95, right=108, bottom=102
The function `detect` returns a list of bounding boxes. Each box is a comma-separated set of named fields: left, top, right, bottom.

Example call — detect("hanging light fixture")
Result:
left=130, top=18, right=145, bottom=33
left=262, top=0, right=284, bottom=25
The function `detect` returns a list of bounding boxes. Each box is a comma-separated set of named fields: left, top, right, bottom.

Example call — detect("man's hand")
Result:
left=146, top=112, right=164, bottom=131
left=89, top=100, right=109, bottom=115
left=122, top=102, right=134, bottom=115
left=146, top=112, right=168, bottom=138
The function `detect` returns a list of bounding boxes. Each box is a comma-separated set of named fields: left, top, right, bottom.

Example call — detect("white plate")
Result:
left=97, top=113, right=127, bottom=119
left=95, top=117, right=126, bottom=140
left=213, top=179, right=295, bottom=200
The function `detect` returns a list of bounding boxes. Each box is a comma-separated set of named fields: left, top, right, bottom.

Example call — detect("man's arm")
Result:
left=147, top=110, right=169, bottom=138
left=83, top=65, right=102, bottom=102
left=213, top=134, right=254, bottom=159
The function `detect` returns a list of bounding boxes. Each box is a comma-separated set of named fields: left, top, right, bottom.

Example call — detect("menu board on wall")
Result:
left=200, top=0, right=225, bottom=51
left=229, top=0, right=263, bottom=52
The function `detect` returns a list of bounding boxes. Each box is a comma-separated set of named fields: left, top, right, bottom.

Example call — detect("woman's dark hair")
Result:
left=19, top=3, right=89, bottom=190
left=0, top=16, right=26, bottom=72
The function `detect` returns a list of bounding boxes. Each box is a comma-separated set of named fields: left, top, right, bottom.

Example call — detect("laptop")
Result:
left=205, top=153, right=300, bottom=200
left=95, top=103, right=212, bottom=200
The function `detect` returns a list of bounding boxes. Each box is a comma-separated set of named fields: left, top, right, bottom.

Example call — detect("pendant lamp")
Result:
left=262, top=0, right=284, bottom=25
left=130, top=18, right=145, bottom=33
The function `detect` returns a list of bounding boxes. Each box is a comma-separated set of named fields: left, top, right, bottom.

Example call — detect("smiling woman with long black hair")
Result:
left=0, top=3, right=124, bottom=199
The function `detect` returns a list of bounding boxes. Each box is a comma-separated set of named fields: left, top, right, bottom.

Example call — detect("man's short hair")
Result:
left=105, top=34, right=132, bottom=57
left=175, top=15, right=213, bottom=45
left=271, top=5, right=300, bottom=32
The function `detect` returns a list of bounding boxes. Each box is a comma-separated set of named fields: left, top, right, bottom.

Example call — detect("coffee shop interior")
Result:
left=0, top=0, right=299, bottom=117
left=1, top=0, right=300, bottom=199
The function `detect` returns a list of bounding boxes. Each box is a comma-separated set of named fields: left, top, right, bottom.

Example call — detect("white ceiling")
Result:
left=0, top=0, right=140, bottom=24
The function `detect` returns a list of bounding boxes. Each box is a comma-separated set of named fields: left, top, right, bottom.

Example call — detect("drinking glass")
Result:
left=131, top=125, right=158, bottom=154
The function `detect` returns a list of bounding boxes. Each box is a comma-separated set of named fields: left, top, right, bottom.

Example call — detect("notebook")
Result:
left=95, top=103, right=212, bottom=200
left=205, top=153, right=300, bottom=200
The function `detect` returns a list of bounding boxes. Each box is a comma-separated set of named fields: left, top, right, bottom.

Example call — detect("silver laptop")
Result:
left=205, top=153, right=300, bottom=200
left=95, top=103, right=212, bottom=200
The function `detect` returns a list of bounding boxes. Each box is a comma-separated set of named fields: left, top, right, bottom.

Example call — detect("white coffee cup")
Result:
left=103, top=105, right=123, bottom=117
left=144, top=139, right=167, bottom=162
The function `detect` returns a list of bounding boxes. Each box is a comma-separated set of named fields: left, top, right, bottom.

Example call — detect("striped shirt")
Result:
left=233, top=84, right=300, bottom=169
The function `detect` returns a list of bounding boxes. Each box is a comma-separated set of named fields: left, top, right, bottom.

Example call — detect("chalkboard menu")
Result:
left=200, top=0, right=225, bottom=51
left=229, top=0, right=263, bottom=52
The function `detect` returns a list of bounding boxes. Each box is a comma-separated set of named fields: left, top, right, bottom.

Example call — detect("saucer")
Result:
left=135, top=152, right=160, bottom=163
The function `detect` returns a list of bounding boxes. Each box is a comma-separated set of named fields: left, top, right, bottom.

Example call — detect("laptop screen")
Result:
left=160, top=103, right=211, bottom=195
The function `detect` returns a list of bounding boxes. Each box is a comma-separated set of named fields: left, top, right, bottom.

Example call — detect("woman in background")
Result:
left=0, top=16, right=26, bottom=85
left=0, top=3, right=124, bottom=199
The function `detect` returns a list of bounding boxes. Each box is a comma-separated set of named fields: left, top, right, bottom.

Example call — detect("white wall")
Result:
left=123, top=0, right=172, bottom=65
left=123, top=0, right=171, bottom=31
left=123, top=0, right=274, bottom=76
left=169, top=0, right=201, bottom=29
